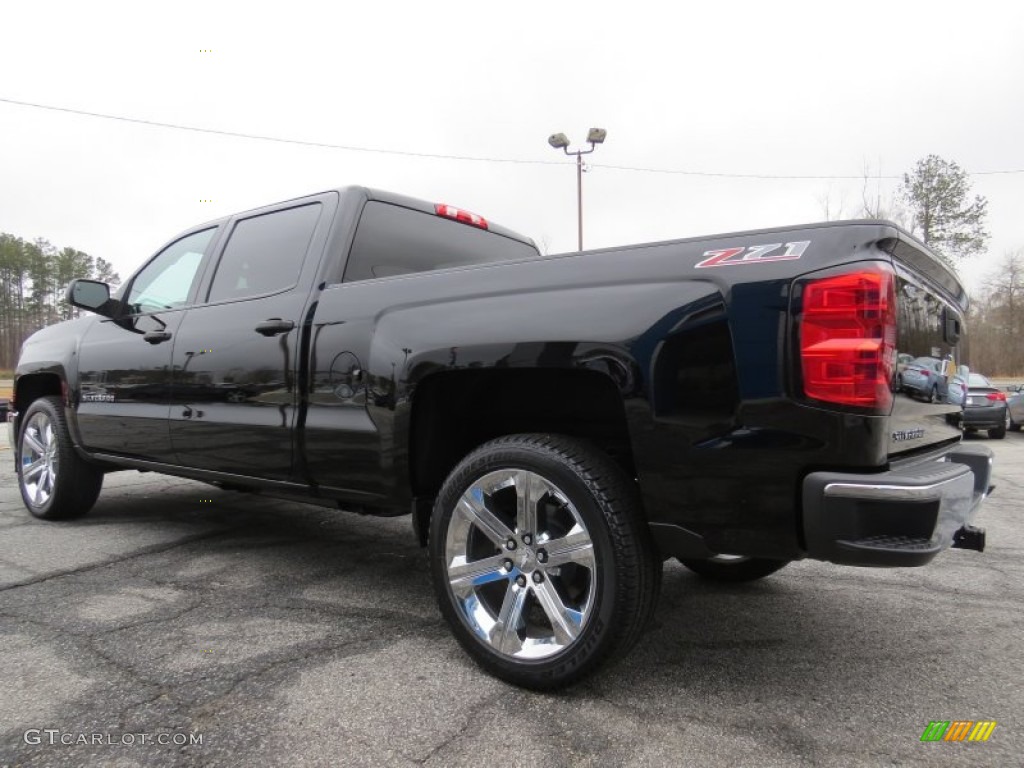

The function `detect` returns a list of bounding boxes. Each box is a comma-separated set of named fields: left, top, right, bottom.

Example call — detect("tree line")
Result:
left=0, top=234, right=119, bottom=370
left=968, top=250, right=1024, bottom=377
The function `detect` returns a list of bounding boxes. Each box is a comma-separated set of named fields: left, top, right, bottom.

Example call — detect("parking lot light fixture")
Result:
left=547, top=128, right=607, bottom=251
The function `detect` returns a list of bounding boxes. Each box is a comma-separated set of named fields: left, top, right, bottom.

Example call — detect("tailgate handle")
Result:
left=255, top=318, right=294, bottom=337
left=943, top=309, right=961, bottom=344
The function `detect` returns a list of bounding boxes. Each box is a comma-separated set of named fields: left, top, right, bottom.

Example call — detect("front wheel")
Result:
left=678, top=555, right=791, bottom=583
left=17, top=396, right=103, bottom=520
left=429, top=434, right=660, bottom=690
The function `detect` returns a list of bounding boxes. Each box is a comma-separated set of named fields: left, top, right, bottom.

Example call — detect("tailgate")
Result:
left=885, top=235, right=967, bottom=457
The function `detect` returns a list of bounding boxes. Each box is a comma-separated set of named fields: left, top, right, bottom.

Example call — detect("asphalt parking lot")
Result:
left=1, top=427, right=1021, bottom=767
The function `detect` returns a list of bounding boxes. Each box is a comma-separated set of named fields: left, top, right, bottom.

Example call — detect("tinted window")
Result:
left=895, top=271, right=964, bottom=373
left=343, top=202, right=538, bottom=283
left=127, top=228, right=215, bottom=314
left=207, top=203, right=321, bottom=302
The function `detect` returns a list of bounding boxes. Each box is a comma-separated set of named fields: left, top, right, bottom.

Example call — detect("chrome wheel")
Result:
left=444, top=468, right=596, bottom=660
left=20, top=412, right=58, bottom=506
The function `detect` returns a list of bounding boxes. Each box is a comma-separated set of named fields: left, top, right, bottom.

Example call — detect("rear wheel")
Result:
left=17, top=396, right=103, bottom=520
left=989, top=412, right=1008, bottom=440
left=678, top=555, right=790, bottom=583
left=429, top=434, right=660, bottom=689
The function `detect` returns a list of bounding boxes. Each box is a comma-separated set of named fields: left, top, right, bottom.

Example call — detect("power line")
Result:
left=596, top=163, right=1024, bottom=179
left=2, top=96, right=1023, bottom=179
left=0, top=97, right=563, bottom=167
left=596, top=163, right=894, bottom=180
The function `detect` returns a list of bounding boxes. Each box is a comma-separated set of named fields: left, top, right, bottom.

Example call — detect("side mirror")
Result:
left=66, top=279, right=114, bottom=316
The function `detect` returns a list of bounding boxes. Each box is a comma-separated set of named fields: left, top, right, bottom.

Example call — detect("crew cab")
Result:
left=8, top=187, right=994, bottom=689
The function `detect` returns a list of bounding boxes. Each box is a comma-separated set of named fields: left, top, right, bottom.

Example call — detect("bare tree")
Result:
left=859, top=161, right=909, bottom=226
left=977, top=249, right=1024, bottom=375
left=817, top=187, right=846, bottom=221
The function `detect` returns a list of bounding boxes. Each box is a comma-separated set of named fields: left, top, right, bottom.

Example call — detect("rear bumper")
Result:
left=802, top=444, right=993, bottom=566
left=962, top=404, right=1006, bottom=430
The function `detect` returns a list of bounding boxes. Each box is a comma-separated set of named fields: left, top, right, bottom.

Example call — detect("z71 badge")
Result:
left=696, top=240, right=810, bottom=268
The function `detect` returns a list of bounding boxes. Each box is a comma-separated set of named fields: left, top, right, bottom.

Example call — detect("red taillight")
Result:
left=434, top=203, right=489, bottom=230
left=986, top=392, right=1007, bottom=402
left=799, top=265, right=896, bottom=410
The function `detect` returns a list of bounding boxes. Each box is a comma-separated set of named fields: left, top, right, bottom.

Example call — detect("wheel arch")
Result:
left=11, top=371, right=66, bottom=455
left=14, top=370, right=65, bottom=409
left=408, top=367, right=636, bottom=545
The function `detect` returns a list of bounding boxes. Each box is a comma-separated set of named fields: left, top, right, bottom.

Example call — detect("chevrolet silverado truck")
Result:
left=8, top=186, right=993, bottom=689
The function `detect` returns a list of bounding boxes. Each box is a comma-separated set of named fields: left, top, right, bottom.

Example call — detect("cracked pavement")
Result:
left=1, top=426, right=1022, bottom=767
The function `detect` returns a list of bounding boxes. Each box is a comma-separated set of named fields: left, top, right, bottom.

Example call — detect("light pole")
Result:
left=548, top=128, right=607, bottom=251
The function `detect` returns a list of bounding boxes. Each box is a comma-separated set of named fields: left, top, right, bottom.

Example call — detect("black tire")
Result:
left=1010, top=417, right=1022, bottom=432
left=989, top=423, right=1007, bottom=440
left=16, top=396, right=103, bottom=520
left=429, top=434, right=661, bottom=690
left=927, top=385, right=938, bottom=403
left=678, top=556, right=790, bottom=583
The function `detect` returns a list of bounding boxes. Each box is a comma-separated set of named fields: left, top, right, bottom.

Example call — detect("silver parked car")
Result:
left=901, top=356, right=947, bottom=402
left=1007, top=385, right=1024, bottom=432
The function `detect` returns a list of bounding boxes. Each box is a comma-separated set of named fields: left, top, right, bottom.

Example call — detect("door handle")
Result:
left=143, top=330, right=172, bottom=344
left=255, top=318, right=295, bottom=337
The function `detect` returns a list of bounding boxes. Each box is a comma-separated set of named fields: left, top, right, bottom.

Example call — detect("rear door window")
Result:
left=343, top=202, right=538, bottom=282
left=207, top=203, right=322, bottom=302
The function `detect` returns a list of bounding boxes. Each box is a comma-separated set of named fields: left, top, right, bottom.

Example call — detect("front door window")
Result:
left=126, top=229, right=215, bottom=314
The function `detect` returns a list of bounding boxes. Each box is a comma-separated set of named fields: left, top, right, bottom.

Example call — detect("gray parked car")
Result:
left=960, top=373, right=1008, bottom=439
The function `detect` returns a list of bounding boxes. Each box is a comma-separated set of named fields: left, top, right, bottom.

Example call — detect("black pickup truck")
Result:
left=8, top=186, right=993, bottom=688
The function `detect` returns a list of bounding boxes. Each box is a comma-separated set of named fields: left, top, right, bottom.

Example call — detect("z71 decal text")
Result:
left=696, top=241, right=811, bottom=268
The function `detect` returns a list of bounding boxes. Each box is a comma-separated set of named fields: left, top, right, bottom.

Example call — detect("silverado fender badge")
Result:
left=696, top=240, right=811, bottom=268
left=891, top=428, right=926, bottom=442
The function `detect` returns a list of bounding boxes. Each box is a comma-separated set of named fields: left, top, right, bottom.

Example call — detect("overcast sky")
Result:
left=2, top=0, right=1021, bottom=293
